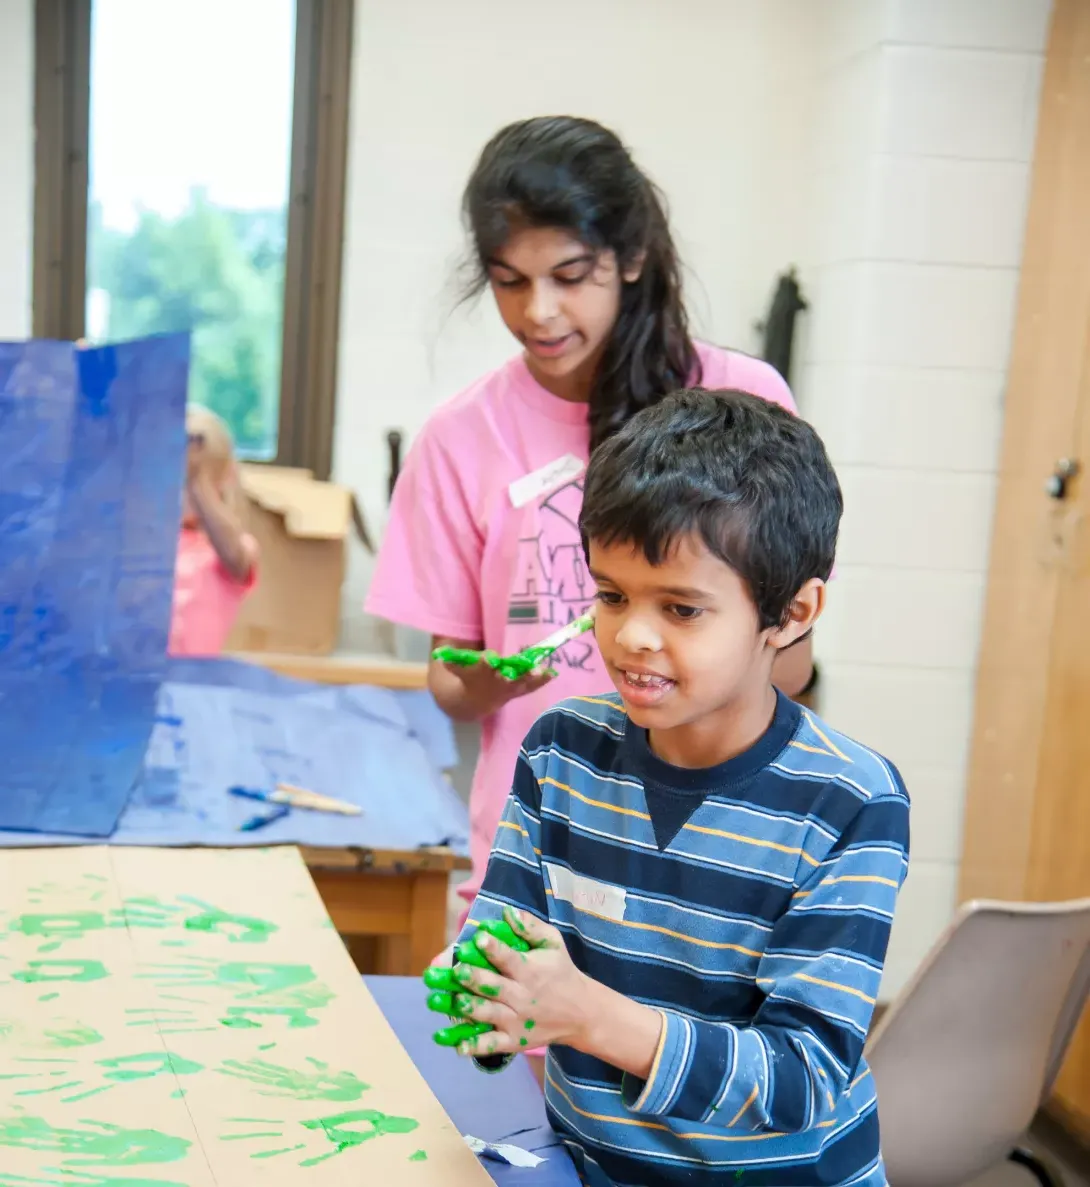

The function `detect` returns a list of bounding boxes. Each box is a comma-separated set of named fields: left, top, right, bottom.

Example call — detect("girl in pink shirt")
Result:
left=169, top=405, right=259, bottom=656
left=366, top=116, right=810, bottom=917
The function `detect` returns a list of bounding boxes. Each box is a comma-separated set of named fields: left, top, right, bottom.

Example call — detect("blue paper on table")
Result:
left=366, top=977, right=577, bottom=1186
left=0, top=657, right=469, bottom=852
left=0, top=336, right=189, bottom=836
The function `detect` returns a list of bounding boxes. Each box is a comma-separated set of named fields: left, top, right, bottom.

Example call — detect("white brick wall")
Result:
left=796, top=0, right=1051, bottom=997
left=0, top=0, right=34, bottom=339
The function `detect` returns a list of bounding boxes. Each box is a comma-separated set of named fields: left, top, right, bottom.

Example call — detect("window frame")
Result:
left=32, top=0, right=353, bottom=479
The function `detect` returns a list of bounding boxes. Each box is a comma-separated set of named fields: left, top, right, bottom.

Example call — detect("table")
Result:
left=1, top=653, right=472, bottom=978
left=367, top=976, right=580, bottom=1187
left=242, top=652, right=471, bottom=976
left=303, top=843, right=469, bottom=975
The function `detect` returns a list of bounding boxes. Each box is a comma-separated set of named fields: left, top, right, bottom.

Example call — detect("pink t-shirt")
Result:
left=365, top=343, right=797, bottom=904
left=169, top=528, right=257, bottom=657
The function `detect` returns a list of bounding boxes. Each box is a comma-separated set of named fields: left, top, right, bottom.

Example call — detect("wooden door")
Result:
left=959, top=0, right=1090, bottom=1139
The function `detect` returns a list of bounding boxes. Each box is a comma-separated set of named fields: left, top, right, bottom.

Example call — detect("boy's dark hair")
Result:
left=579, top=389, right=842, bottom=629
left=462, top=116, right=698, bottom=452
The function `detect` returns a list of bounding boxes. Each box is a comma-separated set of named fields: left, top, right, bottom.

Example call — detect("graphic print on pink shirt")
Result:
left=365, top=343, right=796, bottom=908
left=509, top=477, right=596, bottom=661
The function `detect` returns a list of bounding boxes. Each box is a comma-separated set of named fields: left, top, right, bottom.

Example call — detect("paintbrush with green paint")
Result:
left=423, top=918, right=530, bottom=1051
left=432, top=609, right=596, bottom=682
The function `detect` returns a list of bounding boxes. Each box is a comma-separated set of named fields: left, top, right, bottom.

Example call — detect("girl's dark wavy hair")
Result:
left=462, top=116, right=698, bottom=452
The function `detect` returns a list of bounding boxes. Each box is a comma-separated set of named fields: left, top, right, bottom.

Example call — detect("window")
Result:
left=85, top=0, right=295, bottom=459
left=33, top=0, right=353, bottom=477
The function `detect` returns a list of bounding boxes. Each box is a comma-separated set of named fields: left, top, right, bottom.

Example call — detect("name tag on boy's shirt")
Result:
left=544, top=863, right=627, bottom=922
left=508, top=454, right=585, bottom=509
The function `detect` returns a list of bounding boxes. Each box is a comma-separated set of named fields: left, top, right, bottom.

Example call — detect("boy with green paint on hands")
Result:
left=423, top=390, right=909, bottom=1187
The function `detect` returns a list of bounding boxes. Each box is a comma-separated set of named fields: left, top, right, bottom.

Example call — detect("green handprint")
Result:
left=141, top=958, right=321, bottom=1000
left=0, top=1172, right=186, bottom=1187
left=138, top=958, right=334, bottom=1027
left=176, top=897, right=277, bottom=943
left=12, top=960, right=108, bottom=984
left=299, top=1108, right=420, bottom=1167
left=0, top=1117, right=190, bottom=1166
left=218, top=1056, right=368, bottom=1101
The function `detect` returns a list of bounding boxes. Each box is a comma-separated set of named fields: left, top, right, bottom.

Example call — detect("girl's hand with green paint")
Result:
left=444, top=906, right=594, bottom=1058
left=428, top=636, right=556, bottom=723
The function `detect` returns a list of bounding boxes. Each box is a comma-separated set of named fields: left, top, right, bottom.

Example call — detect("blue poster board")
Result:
left=0, top=335, right=189, bottom=835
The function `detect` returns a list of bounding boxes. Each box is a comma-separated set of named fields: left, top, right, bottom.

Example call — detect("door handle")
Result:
left=1045, top=458, right=1080, bottom=500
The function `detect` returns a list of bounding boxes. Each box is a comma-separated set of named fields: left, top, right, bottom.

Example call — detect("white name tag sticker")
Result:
left=508, top=453, right=585, bottom=509
left=544, top=863, right=627, bottom=922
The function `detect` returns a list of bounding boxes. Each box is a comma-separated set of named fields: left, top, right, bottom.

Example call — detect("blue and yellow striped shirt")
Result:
left=460, top=690, right=910, bottom=1187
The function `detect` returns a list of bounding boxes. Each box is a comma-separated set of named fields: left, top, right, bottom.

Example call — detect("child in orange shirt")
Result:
left=169, top=405, right=259, bottom=656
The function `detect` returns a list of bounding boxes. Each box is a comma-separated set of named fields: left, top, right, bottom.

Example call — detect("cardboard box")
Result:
left=0, top=845, right=490, bottom=1184
left=225, top=465, right=372, bottom=657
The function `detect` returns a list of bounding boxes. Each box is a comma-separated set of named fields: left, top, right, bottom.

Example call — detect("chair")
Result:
left=866, top=897, right=1090, bottom=1187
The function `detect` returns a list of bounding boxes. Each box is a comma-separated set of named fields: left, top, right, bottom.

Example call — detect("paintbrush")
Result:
left=432, top=607, right=597, bottom=680
left=274, top=782, right=362, bottom=816
left=228, top=785, right=362, bottom=817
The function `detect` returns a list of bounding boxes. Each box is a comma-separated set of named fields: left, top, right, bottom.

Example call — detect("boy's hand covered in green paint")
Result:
left=446, top=906, right=593, bottom=1057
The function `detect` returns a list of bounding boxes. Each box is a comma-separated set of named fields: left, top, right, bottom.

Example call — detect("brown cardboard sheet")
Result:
left=0, top=846, right=490, bottom=1184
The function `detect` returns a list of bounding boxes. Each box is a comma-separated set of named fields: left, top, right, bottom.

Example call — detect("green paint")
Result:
left=425, top=991, right=454, bottom=1015
left=219, top=1057, right=368, bottom=1102
left=0, top=1116, right=190, bottom=1165
left=159, top=941, right=187, bottom=949
left=524, top=1019, right=536, bottom=1030
left=299, top=1108, right=419, bottom=1168
left=97, top=1052, right=203, bottom=1083
left=0, top=1173, right=187, bottom=1187
left=15, top=1080, right=82, bottom=1097
left=142, top=960, right=332, bottom=1025
left=432, top=1021, right=492, bottom=1047
left=475, top=918, right=530, bottom=952
left=220, top=1005, right=323, bottom=1029
left=41, top=1025, right=103, bottom=1049
left=453, top=993, right=478, bottom=1017
left=63, top=1087, right=114, bottom=1104
left=214, top=961, right=317, bottom=995
left=11, top=913, right=106, bottom=940
left=178, top=898, right=277, bottom=943
left=431, top=645, right=483, bottom=667
left=454, top=942, right=493, bottom=971
left=432, top=613, right=592, bottom=680
left=222, top=1131, right=282, bottom=1141
left=422, top=967, right=458, bottom=992
left=409, top=1149, right=428, bottom=1161
left=220, top=1016, right=261, bottom=1029
left=145, top=959, right=316, bottom=995
left=477, top=982, right=500, bottom=998
left=520, top=1038, right=528, bottom=1047
left=38, top=994, right=59, bottom=1003
left=251, top=1144, right=305, bottom=1159
left=258, top=1042, right=276, bottom=1051
left=13, top=960, right=108, bottom=984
